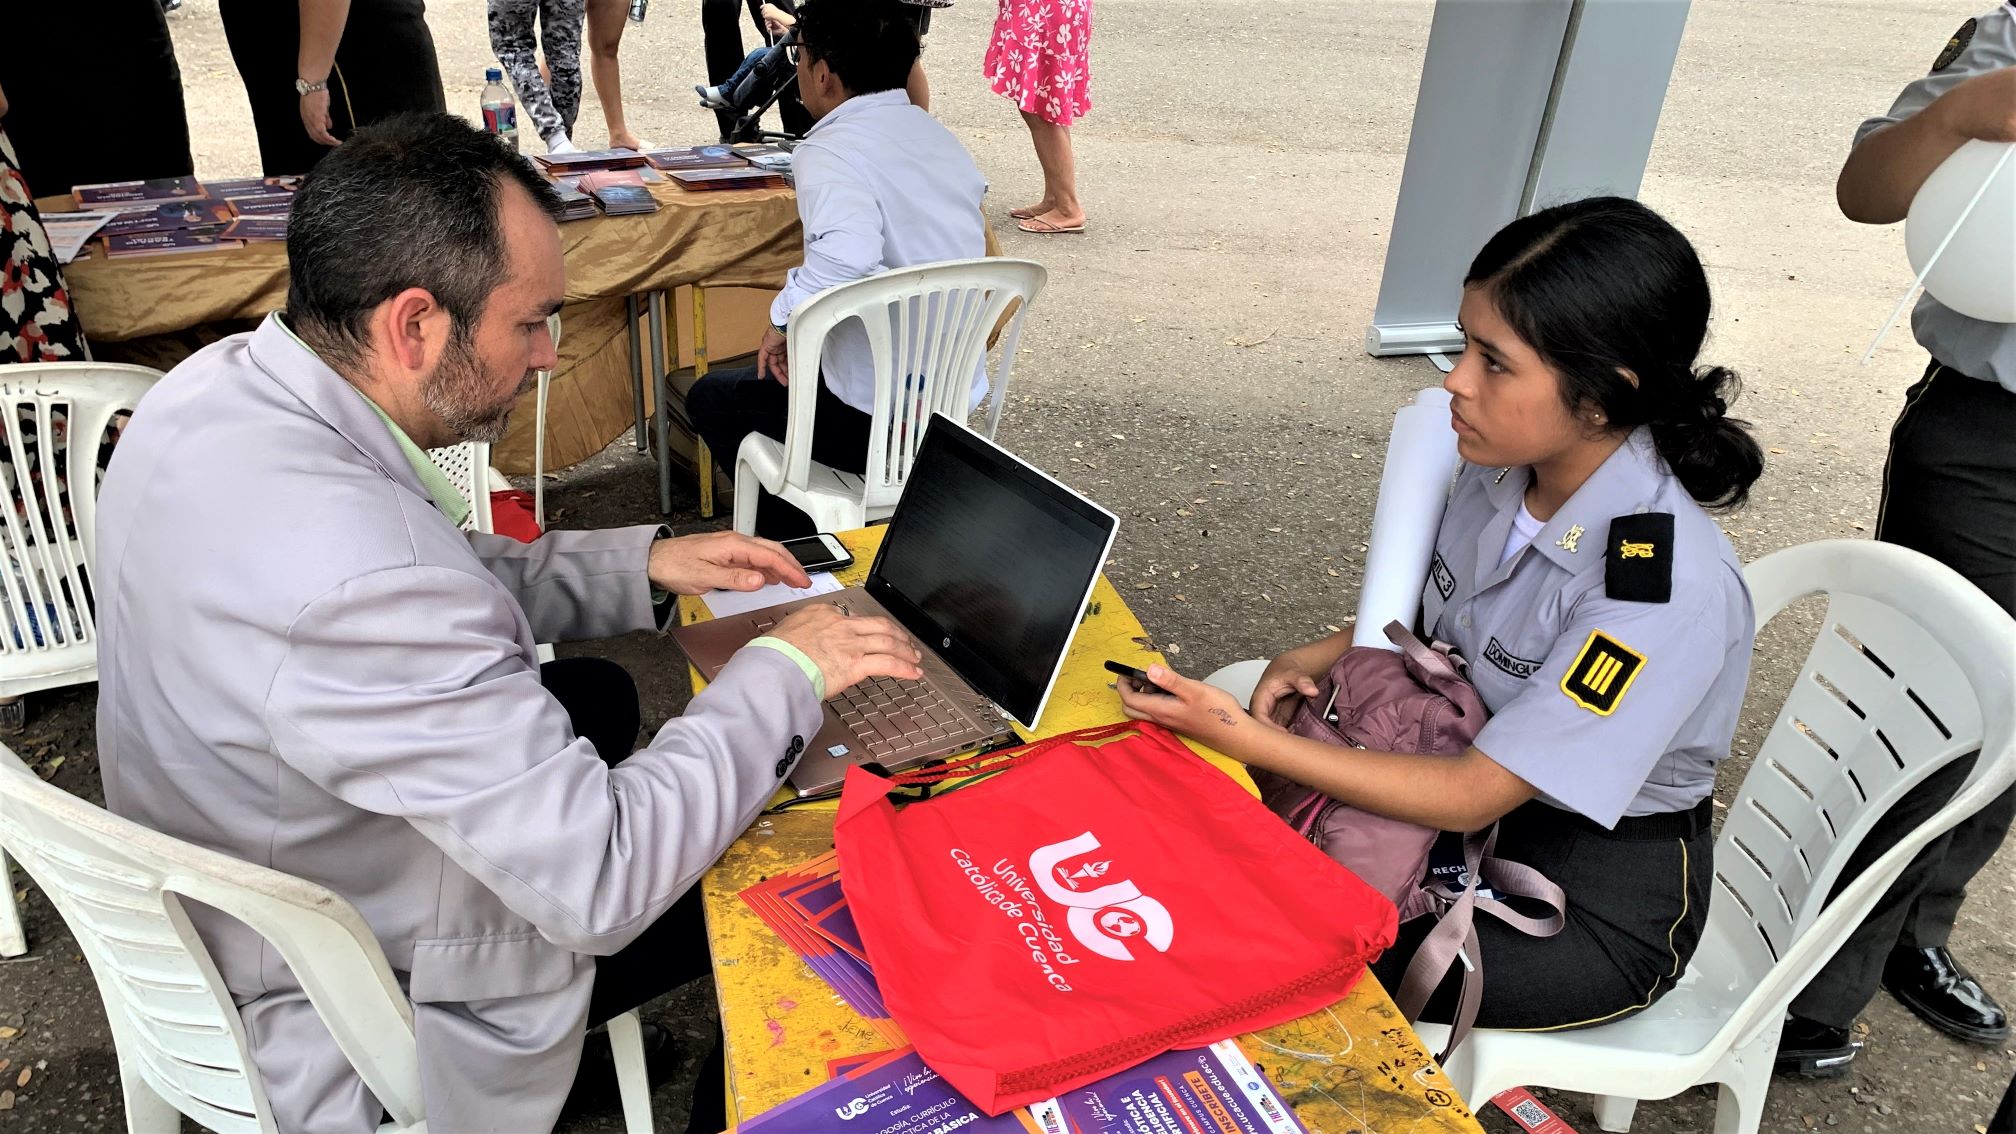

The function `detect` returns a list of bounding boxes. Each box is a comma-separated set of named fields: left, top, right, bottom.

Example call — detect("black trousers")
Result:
left=218, top=0, right=447, bottom=177
left=701, top=0, right=811, bottom=140
left=686, top=364, right=874, bottom=540
left=541, top=657, right=725, bottom=1129
left=1793, top=362, right=2016, bottom=1027
left=1370, top=800, right=1711, bottom=1030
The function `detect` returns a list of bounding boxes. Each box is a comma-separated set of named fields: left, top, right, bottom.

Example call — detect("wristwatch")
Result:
left=295, top=77, right=329, bottom=96
left=770, top=321, right=789, bottom=337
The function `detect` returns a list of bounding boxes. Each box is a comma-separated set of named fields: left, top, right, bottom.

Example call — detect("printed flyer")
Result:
left=740, top=1047, right=1037, bottom=1133
left=1026, top=1041, right=1308, bottom=1134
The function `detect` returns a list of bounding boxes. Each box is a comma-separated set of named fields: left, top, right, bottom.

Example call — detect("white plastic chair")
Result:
left=1410, top=540, right=2016, bottom=1134
left=731, top=258, right=1047, bottom=536
left=0, top=362, right=162, bottom=960
left=0, top=743, right=656, bottom=1133
left=0, top=363, right=161, bottom=725
left=535, top=311, right=561, bottom=530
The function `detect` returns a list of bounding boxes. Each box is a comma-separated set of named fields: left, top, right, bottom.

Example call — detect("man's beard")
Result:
left=423, top=333, right=535, bottom=444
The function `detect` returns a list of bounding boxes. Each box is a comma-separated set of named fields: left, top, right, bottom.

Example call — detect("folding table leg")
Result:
left=693, top=286, right=715, bottom=519
left=626, top=293, right=647, bottom=453
left=647, top=291, right=672, bottom=514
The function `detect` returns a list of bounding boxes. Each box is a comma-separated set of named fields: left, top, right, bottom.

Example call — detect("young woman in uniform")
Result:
left=1116, top=196, right=1765, bottom=1029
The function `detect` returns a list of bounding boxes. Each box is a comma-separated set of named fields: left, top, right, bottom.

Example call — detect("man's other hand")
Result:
left=755, top=326, right=791, bottom=385
left=649, top=531, right=810, bottom=594
left=768, top=603, right=924, bottom=695
left=301, top=88, right=340, bottom=147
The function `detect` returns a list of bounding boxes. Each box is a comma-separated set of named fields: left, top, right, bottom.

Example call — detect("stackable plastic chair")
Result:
left=0, top=363, right=161, bottom=729
left=0, top=743, right=655, bottom=1133
left=1413, top=540, right=2016, bottom=1134
left=0, top=362, right=161, bottom=958
left=731, top=258, right=1046, bottom=536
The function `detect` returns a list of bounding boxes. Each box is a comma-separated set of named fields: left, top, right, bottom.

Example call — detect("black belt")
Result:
left=1519, top=797, right=1714, bottom=842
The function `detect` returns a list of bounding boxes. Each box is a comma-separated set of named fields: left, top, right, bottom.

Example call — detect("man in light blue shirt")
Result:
left=689, top=0, right=988, bottom=538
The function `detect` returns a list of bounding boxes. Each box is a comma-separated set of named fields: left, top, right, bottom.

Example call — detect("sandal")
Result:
left=1016, top=215, right=1087, bottom=235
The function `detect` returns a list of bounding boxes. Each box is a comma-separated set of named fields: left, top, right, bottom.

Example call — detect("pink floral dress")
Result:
left=984, top=0, right=1092, bottom=126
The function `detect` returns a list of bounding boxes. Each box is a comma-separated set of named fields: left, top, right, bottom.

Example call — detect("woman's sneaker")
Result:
left=696, top=84, right=733, bottom=110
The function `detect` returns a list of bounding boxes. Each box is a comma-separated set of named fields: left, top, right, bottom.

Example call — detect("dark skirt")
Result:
left=1371, top=798, right=1712, bottom=1031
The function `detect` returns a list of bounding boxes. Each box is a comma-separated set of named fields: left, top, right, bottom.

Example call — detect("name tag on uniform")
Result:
left=1560, top=630, right=1645, bottom=716
left=1483, top=637, right=1544, bottom=680
left=1429, top=552, right=1456, bottom=600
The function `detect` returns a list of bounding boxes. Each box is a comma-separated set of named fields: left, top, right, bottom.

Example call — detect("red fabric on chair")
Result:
left=488, top=489, right=542, bottom=542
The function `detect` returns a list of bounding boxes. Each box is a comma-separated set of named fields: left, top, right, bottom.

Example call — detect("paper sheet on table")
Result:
left=1352, top=388, right=1462, bottom=652
left=700, top=571, right=842, bottom=617
left=42, top=211, right=118, bottom=263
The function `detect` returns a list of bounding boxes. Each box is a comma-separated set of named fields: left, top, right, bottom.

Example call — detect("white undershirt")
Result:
left=1499, top=500, right=1547, bottom=567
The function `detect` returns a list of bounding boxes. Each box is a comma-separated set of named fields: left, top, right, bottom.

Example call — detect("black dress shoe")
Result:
left=1774, top=1016, right=1863, bottom=1078
left=1884, top=946, right=2011, bottom=1045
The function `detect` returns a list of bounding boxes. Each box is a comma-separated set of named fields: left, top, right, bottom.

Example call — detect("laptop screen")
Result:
left=866, top=415, right=1118, bottom=728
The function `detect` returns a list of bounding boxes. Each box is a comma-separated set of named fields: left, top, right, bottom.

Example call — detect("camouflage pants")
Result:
left=488, top=0, right=587, bottom=145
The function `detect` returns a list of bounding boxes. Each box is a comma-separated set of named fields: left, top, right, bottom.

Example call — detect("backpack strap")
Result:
left=1391, top=825, right=1567, bottom=1061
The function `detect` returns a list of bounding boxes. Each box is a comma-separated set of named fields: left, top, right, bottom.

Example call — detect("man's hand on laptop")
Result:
left=770, top=604, right=925, bottom=694
left=649, top=531, right=811, bottom=594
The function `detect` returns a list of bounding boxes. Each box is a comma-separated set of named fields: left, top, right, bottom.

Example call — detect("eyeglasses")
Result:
left=785, top=43, right=803, bottom=65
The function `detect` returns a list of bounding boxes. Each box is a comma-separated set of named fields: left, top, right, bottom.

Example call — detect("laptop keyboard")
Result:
left=829, top=676, right=994, bottom=762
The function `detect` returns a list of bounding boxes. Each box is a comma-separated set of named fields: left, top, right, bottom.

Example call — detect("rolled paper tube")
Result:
left=1352, top=388, right=1462, bottom=652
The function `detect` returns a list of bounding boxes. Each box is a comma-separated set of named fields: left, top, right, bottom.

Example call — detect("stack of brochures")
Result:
left=738, top=850, right=905, bottom=1046
left=670, top=167, right=787, bottom=192
left=641, top=144, right=747, bottom=172
left=532, top=148, right=648, bottom=174
left=65, top=175, right=304, bottom=258
left=554, top=185, right=599, bottom=222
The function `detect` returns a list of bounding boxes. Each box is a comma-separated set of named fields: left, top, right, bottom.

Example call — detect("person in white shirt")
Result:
left=687, top=0, right=987, bottom=538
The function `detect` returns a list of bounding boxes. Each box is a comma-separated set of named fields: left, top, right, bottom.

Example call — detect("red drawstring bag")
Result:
left=834, top=722, right=1398, bottom=1115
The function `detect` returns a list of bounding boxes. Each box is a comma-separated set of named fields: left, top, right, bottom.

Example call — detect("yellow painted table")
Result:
left=685, top=527, right=1483, bottom=1133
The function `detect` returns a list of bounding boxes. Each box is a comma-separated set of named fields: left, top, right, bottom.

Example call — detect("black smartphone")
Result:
left=1104, top=660, right=1173, bottom=695
left=780, top=533, right=854, bottom=573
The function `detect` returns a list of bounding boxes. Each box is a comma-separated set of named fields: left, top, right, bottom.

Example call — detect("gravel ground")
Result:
left=1, top=1, right=2010, bottom=1131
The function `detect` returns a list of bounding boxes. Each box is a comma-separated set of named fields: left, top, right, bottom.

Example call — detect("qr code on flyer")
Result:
left=1509, top=1098, right=1551, bottom=1129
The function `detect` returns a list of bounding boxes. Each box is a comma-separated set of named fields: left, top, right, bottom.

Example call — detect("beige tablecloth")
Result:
left=47, top=183, right=801, bottom=472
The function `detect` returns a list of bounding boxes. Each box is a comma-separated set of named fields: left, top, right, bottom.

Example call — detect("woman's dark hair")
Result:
left=1464, top=196, right=1764, bottom=510
left=286, top=112, right=563, bottom=370
left=795, top=0, right=921, bottom=96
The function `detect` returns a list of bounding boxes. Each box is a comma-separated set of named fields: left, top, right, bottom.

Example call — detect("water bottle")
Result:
left=628, top=0, right=647, bottom=23
left=480, top=67, right=519, bottom=151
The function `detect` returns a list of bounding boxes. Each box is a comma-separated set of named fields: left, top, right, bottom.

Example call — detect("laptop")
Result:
left=670, top=413, right=1119, bottom=797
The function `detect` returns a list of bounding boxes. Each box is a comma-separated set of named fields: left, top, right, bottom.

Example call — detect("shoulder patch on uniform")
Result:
left=1560, top=630, right=1645, bottom=716
left=1935, top=17, right=1977, bottom=71
left=1430, top=552, right=1456, bottom=600
left=1483, top=637, right=1544, bottom=680
left=1606, top=512, right=1674, bottom=603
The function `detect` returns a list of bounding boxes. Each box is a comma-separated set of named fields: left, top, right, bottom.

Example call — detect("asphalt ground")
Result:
left=0, top=1, right=2010, bottom=1130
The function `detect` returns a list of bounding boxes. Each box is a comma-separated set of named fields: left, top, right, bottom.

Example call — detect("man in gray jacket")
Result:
left=93, top=112, right=922, bottom=1132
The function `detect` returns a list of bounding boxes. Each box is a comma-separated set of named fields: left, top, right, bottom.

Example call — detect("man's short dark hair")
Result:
left=285, top=112, right=563, bottom=367
left=795, top=0, right=921, bottom=97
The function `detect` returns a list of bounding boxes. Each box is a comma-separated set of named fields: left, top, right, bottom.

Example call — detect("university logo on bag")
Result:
left=1029, top=832, right=1174, bottom=961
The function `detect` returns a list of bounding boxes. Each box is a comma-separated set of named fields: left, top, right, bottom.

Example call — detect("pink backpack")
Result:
left=1247, top=621, right=1565, bottom=1056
